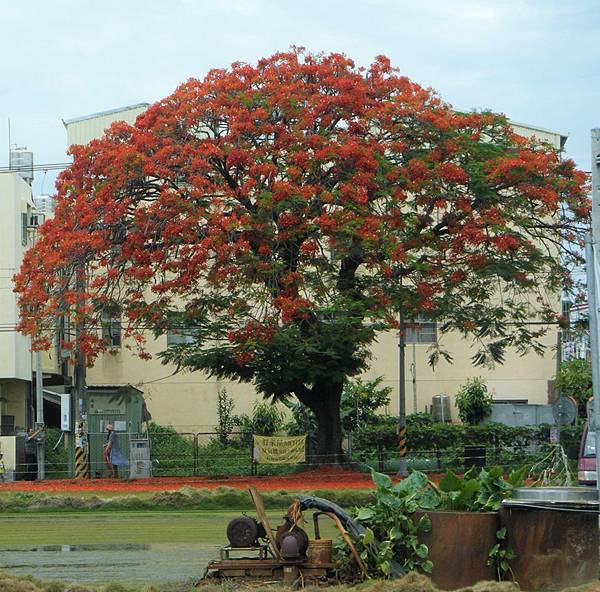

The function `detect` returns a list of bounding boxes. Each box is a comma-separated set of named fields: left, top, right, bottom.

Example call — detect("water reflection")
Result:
left=2, top=544, right=151, bottom=552
left=0, top=542, right=217, bottom=584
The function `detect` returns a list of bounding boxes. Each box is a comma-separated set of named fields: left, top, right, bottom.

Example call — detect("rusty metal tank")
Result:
left=500, top=487, right=599, bottom=591
left=307, top=538, right=333, bottom=565
left=415, top=511, right=499, bottom=590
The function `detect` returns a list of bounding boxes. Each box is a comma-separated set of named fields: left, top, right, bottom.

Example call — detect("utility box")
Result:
left=84, top=385, right=149, bottom=478
left=129, top=438, right=152, bottom=479
left=60, top=394, right=71, bottom=431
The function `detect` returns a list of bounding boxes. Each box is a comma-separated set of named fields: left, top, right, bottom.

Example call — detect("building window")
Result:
left=101, top=313, right=122, bottom=347
left=21, top=212, right=28, bottom=246
left=0, top=415, right=15, bottom=436
left=405, top=315, right=437, bottom=344
left=166, top=328, right=196, bottom=346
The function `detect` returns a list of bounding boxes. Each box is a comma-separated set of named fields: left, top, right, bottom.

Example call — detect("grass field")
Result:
left=0, top=510, right=254, bottom=545
left=0, top=509, right=338, bottom=584
left=0, top=509, right=341, bottom=545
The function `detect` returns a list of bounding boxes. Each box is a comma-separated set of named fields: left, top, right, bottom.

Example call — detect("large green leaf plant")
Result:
left=344, top=466, right=525, bottom=580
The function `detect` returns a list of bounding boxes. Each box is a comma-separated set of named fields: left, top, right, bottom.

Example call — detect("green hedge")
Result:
left=353, top=418, right=583, bottom=459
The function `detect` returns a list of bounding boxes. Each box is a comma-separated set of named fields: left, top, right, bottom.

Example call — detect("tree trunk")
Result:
left=298, top=382, right=344, bottom=465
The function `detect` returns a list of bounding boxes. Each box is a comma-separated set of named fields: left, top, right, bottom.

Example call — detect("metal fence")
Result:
left=31, top=427, right=556, bottom=480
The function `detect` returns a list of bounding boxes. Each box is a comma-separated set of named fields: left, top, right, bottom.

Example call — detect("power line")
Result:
left=0, top=162, right=71, bottom=174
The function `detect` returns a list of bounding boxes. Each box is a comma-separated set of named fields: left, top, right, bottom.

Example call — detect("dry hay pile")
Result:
left=2, top=569, right=600, bottom=592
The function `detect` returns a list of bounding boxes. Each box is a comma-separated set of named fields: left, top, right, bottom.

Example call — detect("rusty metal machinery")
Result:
left=226, top=515, right=266, bottom=548
left=275, top=518, right=309, bottom=559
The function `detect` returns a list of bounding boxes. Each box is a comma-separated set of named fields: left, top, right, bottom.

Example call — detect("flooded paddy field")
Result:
left=1, top=510, right=328, bottom=585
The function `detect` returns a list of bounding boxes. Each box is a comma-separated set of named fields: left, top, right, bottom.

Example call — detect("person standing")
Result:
left=103, top=424, right=128, bottom=478
left=0, top=451, right=6, bottom=482
left=24, top=427, right=43, bottom=481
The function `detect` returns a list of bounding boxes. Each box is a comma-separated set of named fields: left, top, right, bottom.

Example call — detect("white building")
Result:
left=0, top=168, right=36, bottom=435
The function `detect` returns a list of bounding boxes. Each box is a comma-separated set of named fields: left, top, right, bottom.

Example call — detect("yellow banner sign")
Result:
left=253, top=435, right=306, bottom=464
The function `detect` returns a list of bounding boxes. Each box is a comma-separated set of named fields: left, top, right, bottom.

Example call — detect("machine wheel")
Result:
left=227, top=515, right=260, bottom=547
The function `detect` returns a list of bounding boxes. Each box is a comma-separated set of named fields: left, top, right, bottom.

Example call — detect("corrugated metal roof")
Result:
left=63, top=103, right=150, bottom=127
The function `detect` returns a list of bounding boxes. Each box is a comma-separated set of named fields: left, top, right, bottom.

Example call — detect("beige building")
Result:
left=0, top=162, right=38, bottom=434
left=60, top=105, right=566, bottom=430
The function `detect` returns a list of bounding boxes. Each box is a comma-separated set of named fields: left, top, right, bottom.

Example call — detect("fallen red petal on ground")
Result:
left=0, top=467, right=389, bottom=493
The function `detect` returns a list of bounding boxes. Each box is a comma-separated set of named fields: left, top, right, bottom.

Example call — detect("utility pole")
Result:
left=397, top=308, right=408, bottom=477
left=31, top=224, right=45, bottom=480
left=73, top=269, right=88, bottom=478
left=35, top=351, right=44, bottom=480
left=587, top=128, right=600, bottom=504
left=411, top=342, right=417, bottom=413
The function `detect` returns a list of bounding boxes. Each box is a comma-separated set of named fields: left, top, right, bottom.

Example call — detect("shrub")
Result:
left=235, top=401, right=285, bottom=446
left=44, top=427, right=69, bottom=479
left=214, top=388, right=238, bottom=446
left=340, top=377, right=392, bottom=432
left=147, top=422, right=194, bottom=476
left=352, top=418, right=583, bottom=469
left=455, top=377, right=493, bottom=425
left=554, top=358, right=592, bottom=416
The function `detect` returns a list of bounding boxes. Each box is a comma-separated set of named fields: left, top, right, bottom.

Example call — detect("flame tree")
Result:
left=15, top=50, right=589, bottom=463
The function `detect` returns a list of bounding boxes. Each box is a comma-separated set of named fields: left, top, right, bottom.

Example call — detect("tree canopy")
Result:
left=15, top=49, right=589, bottom=460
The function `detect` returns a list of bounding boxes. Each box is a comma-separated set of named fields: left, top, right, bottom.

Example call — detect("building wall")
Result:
left=0, top=174, right=34, bottom=382
left=66, top=105, right=566, bottom=429
left=0, top=174, right=34, bottom=433
left=64, top=104, right=149, bottom=147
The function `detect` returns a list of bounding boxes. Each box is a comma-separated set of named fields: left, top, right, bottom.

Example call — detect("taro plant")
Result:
left=345, top=469, right=440, bottom=578
left=343, top=466, right=525, bottom=582
left=438, top=465, right=525, bottom=582
left=438, top=465, right=526, bottom=512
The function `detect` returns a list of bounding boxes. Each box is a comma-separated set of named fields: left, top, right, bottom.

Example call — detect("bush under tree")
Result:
left=554, top=358, right=592, bottom=416
left=455, top=377, right=493, bottom=425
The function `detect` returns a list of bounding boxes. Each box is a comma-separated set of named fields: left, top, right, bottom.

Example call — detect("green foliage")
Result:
left=214, top=388, right=238, bottom=446
left=235, top=401, right=285, bottom=446
left=353, top=419, right=582, bottom=466
left=196, top=441, right=251, bottom=477
left=147, top=422, right=194, bottom=476
left=345, top=466, right=523, bottom=581
left=43, top=427, right=69, bottom=479
left=455, top=377, right=493, bottom=425
left=346, top=469, right=439, bottom=578
left=286, top=376, right=391, bottom=435
left=438, top=465, right=526, bottom=511
left=0, top=487, right=375, bottom=513
left=340, top=377, right=392, bottom=432
left=487, top=527, right=516, bottom=581
left=554, top=358, right=592, bottom=415
left=406, top=412, right=435, bottom=429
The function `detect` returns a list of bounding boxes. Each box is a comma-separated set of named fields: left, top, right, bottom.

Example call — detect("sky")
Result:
left=1, top=0, right=599, bottom=196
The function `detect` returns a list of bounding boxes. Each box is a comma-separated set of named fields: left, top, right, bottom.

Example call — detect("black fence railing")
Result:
left=28, top=428, right=558, bottom=480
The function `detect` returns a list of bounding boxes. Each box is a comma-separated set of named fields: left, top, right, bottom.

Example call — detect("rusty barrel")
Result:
left=307, top=539, right=332, bottom=565
left=415, top=511, right=498, bottom=590
left=501, top=487, right=599, bottom=591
